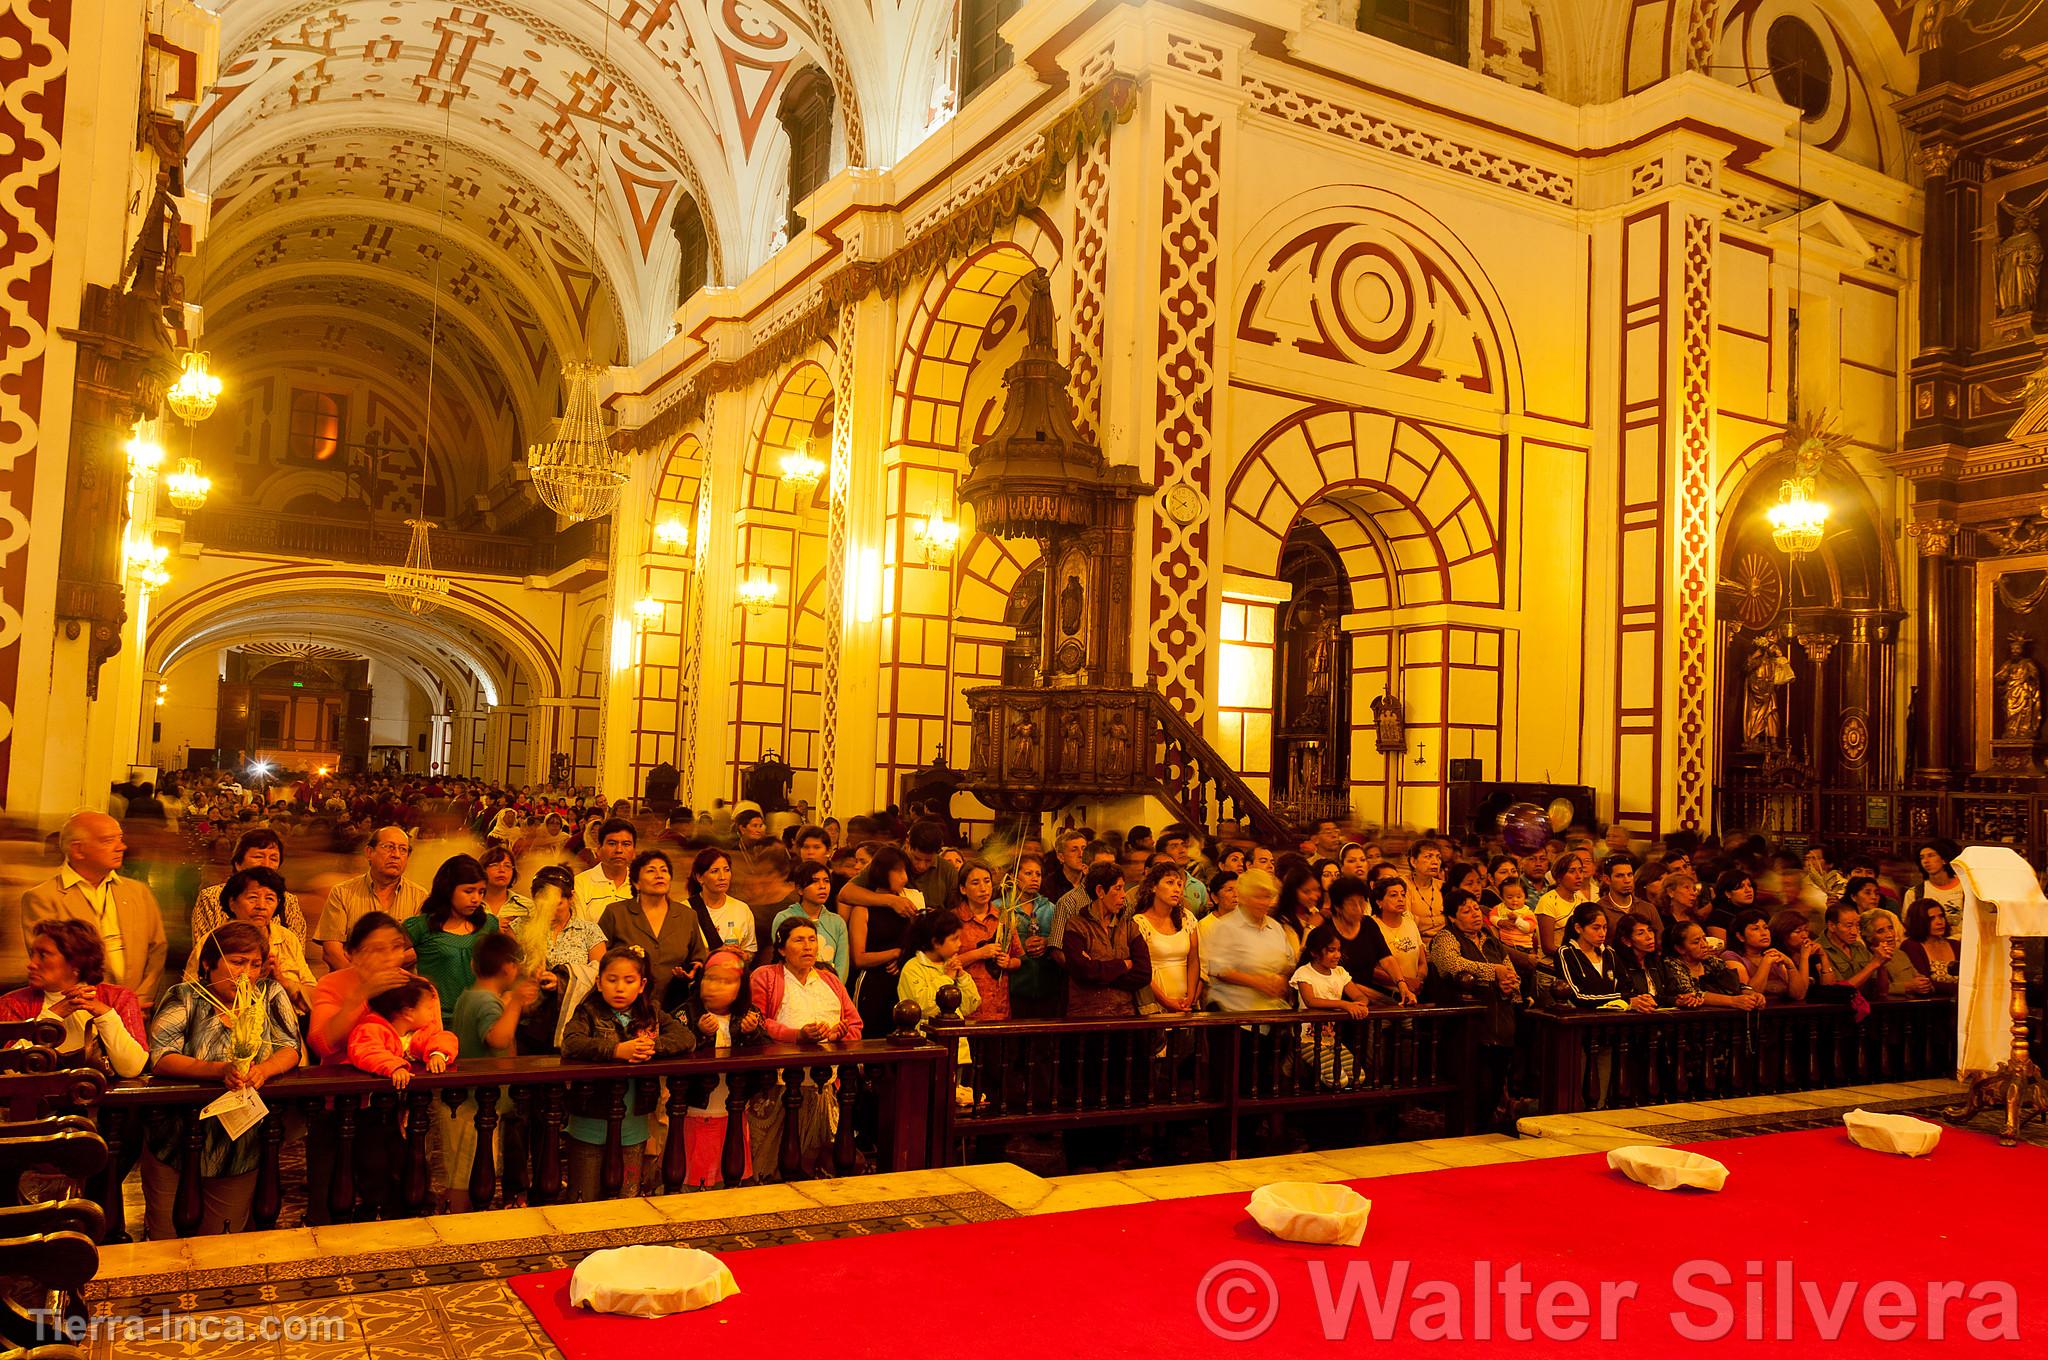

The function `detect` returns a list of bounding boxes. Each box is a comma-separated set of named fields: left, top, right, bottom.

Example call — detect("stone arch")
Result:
left=1222, top=406, right=1505, bottom=611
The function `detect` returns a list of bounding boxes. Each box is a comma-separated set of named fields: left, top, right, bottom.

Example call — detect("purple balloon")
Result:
left=1498, top=801, right=1549, bottom=854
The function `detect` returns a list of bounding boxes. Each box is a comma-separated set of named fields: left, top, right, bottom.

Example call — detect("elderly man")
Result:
left=313, top=825, right=428, bottom=970
left=573, top=817, right=638, bottom=924
left=21, top=811, right=169, bottom=1007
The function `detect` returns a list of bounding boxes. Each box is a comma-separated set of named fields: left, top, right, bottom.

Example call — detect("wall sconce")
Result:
left=126, top=536, right=170, bottom=592
left=912, top=506, right=960, bottom=564
left=735, top=576, right=778, bottom=617
left=778, top=445, right=823, bottom=495
left=632, top=596, right=664, bottom=625
left=154, top=681, right=168, bottom=708
left=126, top=429, right=165, bottom=479
left=652, top=516, right=690, bottom=553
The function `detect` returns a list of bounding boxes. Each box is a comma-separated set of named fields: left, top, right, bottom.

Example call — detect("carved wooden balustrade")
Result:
left=1718, top=783, right=2048, bottom=861
left=963, top=685, right=1294, bottom=843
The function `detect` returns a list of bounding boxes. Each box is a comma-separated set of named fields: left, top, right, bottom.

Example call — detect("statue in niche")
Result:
left=1996, top=632, right=2044, bottom=742
left=1059, top=572, right=1085, bottom=638
left=1060, top=713, right=1082, bottom=771
left=1371, top=689, right=1405, bottom=755
left=1104, top=710, right=1132, bottom=774
left=1995, top=204, right=2042, bottom=318
left=1741, top=634, right=1795, bottom=749
left=1299, top=597, right=1336, bottom=725
left=1010, top=714, right=1039, bottom=773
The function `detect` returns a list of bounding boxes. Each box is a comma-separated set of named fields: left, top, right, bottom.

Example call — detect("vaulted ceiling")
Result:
left=184, top=0, right=959, bottom=497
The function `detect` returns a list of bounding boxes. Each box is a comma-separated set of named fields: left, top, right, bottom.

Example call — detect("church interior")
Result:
left=3, top=0, right=2048, bottom=1353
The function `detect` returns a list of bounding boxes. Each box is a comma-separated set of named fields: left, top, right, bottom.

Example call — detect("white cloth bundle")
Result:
left=1245, top=1182, right=1372, bottom=1246
left=1606, top=1145, right=1728, bottom=1192
left=1950, top=846, right=2048, bottom=1075
left=569, top=1245, right=739, bottom=1317
left=1843, top=1108, right=1942, bottom=1158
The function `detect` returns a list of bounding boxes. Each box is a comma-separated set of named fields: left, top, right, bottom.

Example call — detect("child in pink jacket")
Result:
left=347, top=976, right=457, bottom=1089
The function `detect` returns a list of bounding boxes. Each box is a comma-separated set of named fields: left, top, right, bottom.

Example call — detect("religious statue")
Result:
left=1995, top=205, right=2042, bottom=318
left=1059, top=573, right=1085, bottom=637
left=1300, top=598, right=1336, bottom=724
left=1010, top=715, right=1039, bottom=772
left=1104, top=710, right=1131, bottom=773
left=1059, top=713, right=1082, bottom=771
left=1371, top=689, right=1405, bottom=754
left=1741, top=634, right=1795, bottom=749
left=1995, top=632, right=2043, bottom=742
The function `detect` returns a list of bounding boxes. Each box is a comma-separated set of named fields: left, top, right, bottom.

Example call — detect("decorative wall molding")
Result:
left=1673, top=211, right=1716, bottom=830
left=1149, top=104, right=1223, bottom=719
left=1242, top=77, right=1575, bottom=207
left=1070, top=103, right=1113, bottom=442
left=817, top=302, right=857, bottom=819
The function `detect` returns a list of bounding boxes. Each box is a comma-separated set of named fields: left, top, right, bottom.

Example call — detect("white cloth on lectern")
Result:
left=1950, top=846, right=2048, bottom=1075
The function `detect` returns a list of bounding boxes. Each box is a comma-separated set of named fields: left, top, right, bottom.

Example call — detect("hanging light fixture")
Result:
left=384, top=91, right=456, bottom=617
left=165, top=350, right=223, bottom=423
left=524, top=0, right=628, bottom=523
left=527, top=363, right=627, bottom=522
left=1766, top=412, right=1844, bottom=560
left=653, top=516, right=690, bottom=553
left=165, top=457, right=211, bottom=511
left=126, top=536, right=170, bottom=594
left=778, top=443, right=824, bottom=495
left=633, top=595, right=664, bottom=625
left=735, top=576, right=778, bottom=617
left=912, top=505, right=961, bottom=564
left=387, top=519, right=451, bottom=617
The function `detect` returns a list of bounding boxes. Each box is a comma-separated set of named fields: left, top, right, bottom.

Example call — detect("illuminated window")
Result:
left=287, top=388, right=346, bottom=464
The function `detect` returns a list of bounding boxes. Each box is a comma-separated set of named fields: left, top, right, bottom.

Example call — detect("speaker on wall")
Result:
left=1447, top=758, right=1483, bottom=782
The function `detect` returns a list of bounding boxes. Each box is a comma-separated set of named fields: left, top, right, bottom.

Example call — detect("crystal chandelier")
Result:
left=165, top=351, right=223, bottom=423
left=385, top=519, right=451, bottom=617
left=778, top=445, right=823, bottom=495
left=527, top=362, right=626, bottom=523
left=735, top=576, right=778, bottom=617
left=165, top=457, right=211, bottom=511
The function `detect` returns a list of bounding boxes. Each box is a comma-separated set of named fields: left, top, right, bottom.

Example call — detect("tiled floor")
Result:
left=81, top=1078, right=1990, bottom=1358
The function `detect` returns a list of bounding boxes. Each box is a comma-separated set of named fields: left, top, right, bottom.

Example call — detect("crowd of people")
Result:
left=4, top=769, right=1975, bottom=1238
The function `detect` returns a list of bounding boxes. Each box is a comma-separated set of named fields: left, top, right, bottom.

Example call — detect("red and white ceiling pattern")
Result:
left=188, top=0, right=945, bottom=474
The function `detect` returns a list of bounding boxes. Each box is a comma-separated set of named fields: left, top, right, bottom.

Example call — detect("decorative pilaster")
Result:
left=1909, top=516, right=1961, bottom=782
left=817, top=299, right=859, bottom=822
left=1671, top=211, right=1716, bottom=829
left=674, top=394, right=718, bottom=808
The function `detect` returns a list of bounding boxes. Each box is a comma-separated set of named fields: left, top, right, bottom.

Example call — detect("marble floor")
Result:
left=81, top=1078, right=1974, bottom=1359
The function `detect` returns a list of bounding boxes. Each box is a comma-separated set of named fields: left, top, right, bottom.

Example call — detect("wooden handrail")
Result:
left=1143, top=691, right=1294, bottom=844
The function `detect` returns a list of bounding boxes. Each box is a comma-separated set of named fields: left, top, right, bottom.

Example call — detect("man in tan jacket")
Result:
left=21, top=811, right=169, bottom=1008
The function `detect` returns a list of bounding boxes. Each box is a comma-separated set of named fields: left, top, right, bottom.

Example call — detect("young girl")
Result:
left=346, top=976, right=457, bottom=1090
left=1291, top=922, right=1371, bottom=1087
left=560, top=945, right=694, bottom=1200
left=895, top=910, right=980, bottom=1108
left=403, top=855, right=498, bottom=1025
left=678, top=946, right=767, bottom=1187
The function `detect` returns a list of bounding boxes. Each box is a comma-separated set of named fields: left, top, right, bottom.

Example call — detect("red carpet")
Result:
left=511, top=1127, right=2042, bottom=1356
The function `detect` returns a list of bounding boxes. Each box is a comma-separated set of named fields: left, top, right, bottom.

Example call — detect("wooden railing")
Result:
left=1718, top=784, right=2048, bottom=860
left=1145, top=690, right=1296, bottom=845
left=1520, top=998, right=1958, bottom=1114
left=0, top=1019, right=105, bottom=1359
left=183, top=508, right=611, bottom=579
left=95, top=1040, right=948, bottom=1241
left=928, top=1001, right=1484, bottom=1161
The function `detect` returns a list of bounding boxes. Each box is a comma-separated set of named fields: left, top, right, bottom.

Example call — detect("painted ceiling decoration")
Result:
left=178, top=0, right=926, bottom=509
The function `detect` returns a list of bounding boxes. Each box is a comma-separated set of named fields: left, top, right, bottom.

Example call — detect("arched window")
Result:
left=778, top=69, right=836, bottom=238
left=960, top=0, right=1020, bottom=103
left=1357, top=0, right=1466, bottom=64
left=672, top=195, right=708, bottom=305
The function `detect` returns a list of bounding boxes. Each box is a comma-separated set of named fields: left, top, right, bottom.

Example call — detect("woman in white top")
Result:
left=1132, top=864, right=1202, bottom=1014
left=2, top=919, right=149, bottom=1077
left=184, top=866, right=316, bottom=1008
left=688, top=849, right=756, bottom=961
left=1368, top=876, right=1425, bottom=1005
left=1907, top=839, right=1967, bottom=938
